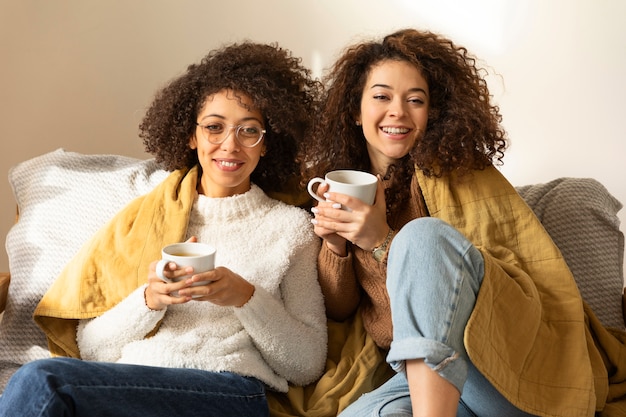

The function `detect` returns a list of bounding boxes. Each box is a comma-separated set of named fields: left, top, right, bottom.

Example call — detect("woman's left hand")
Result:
left=311, top=178, right=389, bottom=251
left=177, top=266, right=255, bottom=307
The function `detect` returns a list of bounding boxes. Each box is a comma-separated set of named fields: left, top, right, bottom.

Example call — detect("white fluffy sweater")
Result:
left=77, top=185, right=326, bottom=392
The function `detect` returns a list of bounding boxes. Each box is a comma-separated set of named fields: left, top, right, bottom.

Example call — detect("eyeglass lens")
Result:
left=198, top=123, right=264, bottom=147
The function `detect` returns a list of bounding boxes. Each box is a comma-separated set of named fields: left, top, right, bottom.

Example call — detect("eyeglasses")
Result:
left=195, top=122, right=266, bottom=148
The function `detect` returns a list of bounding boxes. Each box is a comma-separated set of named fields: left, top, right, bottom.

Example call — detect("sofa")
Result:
left=1, top=149, right=625, bottom=416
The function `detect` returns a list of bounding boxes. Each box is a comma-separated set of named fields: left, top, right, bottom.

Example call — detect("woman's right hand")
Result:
left=144, top=236, right=198, bottom=310
left=311, top=178, right=389, bottom=257
left=310, top=182, right=350, bottom=256
left=145, top=260, right=195, bottom=310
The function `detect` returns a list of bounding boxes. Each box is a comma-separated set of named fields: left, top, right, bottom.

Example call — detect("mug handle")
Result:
left=155, top=259, right=174, bottom=282
left=307, top=177, right=327, bottom=203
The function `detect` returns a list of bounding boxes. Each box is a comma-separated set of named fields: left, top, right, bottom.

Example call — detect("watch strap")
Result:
left=372, top=227, right=394, bottom=262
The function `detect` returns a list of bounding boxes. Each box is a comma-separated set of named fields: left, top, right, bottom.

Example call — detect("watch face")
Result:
left=372, top=228, right=393, bottom=262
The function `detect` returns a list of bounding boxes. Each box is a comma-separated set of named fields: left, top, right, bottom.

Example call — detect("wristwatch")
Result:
left=372, top=228, right=394, bottom=262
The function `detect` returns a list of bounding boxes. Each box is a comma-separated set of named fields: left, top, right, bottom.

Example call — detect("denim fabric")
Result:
left=340, top=218, right=536, bottom=416
left=386, top=217, right=483, bottom=392
left=339, top=372, right=412, bottom=417
left=339, top=365, right=537, bottom=417
left=0, top=357, right=269, bottom=417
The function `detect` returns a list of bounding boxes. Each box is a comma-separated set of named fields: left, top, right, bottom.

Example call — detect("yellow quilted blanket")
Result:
left=32, top=165, right=626, bottom=416
left=267, top=313, right=393, bottom=416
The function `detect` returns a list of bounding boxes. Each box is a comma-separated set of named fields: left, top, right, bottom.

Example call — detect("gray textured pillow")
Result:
left=1, top=149, right=167, bottom=366
left=517, top=178, right=625, bottom=329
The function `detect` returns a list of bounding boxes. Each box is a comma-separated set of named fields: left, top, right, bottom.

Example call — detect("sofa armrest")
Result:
left=0, top=272, right=10, bottom=314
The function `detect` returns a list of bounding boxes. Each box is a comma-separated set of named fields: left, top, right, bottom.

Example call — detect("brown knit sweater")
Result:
left=317, top=176, right=428, bottom=349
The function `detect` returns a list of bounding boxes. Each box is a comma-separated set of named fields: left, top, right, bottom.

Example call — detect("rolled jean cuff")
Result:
left=387, top=336, right=468, bottom=393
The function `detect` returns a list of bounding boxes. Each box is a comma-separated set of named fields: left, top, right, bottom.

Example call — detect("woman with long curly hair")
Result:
left=304, top=29, right=599, bottom=416
left=0, top=42, right=326, bottom=417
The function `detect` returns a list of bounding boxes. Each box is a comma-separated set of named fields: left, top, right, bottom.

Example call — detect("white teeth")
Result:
left=219, top=161, right=238, bottom=167
left=382, top=127, right=410, bottom=135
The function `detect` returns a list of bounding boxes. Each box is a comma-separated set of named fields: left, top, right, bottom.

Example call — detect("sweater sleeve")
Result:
left=77, top=284, right=166, bottom=362
left=234, top=233, right=327, bottom=386
left=317, top=242, right=361, bottom=321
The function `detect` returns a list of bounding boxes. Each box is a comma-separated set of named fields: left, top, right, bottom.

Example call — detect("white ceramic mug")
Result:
left=307, top=170, right=377, bottom=209
left=155, top=242, right=216, bottom=295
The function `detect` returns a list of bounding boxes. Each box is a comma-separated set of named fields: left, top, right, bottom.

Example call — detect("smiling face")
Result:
left=358, top=59, right=430, bottom=175
left=189, top=89, right=265, bottom=198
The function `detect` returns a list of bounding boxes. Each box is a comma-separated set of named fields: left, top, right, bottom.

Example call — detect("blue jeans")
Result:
left=339, top=365, right=537, bottom=417
left=0, top=357, right=269, bottom=417
left=340, top=218, right=536, bottom=417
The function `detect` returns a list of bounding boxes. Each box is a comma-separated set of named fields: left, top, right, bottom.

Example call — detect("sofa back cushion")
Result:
left=517, top=178, right=624, bottom=329
left=1, top=150, right=624, bottom=376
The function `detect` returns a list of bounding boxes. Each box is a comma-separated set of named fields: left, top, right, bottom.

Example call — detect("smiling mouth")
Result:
left=215, top=160, right=243, bottom=170
left=381, top=127, right=410, bottom=135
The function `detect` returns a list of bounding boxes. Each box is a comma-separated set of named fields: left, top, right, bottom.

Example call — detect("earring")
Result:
left=355, top=120, right=361, bottom=126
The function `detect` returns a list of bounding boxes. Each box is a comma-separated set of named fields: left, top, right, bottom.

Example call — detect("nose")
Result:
left=388, top=98, right=406, bottom=117
left=220, top=127, right=240, bottom=152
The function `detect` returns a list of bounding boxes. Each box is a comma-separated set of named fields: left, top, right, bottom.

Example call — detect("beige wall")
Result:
left=1, top=0, right=625, bottom=275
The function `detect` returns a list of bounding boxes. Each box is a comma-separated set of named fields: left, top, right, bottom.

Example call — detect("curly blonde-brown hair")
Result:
left=140, top=41, right=321, bottom=195
left=301, top=28, right=507, bottom=214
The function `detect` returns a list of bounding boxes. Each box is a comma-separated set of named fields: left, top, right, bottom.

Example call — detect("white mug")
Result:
left=155, top=242, right=216, bottom=296
left=307, top=170, right=377, bottom=209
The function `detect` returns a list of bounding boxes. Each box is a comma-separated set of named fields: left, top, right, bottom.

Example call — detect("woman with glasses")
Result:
left=0, top=42, right=326, bottom=417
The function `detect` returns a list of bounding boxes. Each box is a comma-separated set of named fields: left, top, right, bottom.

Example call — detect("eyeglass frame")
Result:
left=195, top=122, right=267, bottom=148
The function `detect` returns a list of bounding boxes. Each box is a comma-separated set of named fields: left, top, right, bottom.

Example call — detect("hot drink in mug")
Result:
left=155, top=242, right=216, bottom=296
left=307, top=170, right=377, bottom=210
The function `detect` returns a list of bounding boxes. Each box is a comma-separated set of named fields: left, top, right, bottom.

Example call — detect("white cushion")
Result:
left=1, top=149, right=167, bottom=364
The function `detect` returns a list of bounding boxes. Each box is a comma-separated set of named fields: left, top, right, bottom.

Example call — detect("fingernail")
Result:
left=311, top=219, right=318, bottom=225
left=311, top=207, right=319, bottom=214
left=323, top=193, right=330, bottom=199
left=332, top=203, right=342, bottom=209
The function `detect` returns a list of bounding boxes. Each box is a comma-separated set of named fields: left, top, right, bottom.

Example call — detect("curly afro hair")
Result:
left=301, top=28, right=508, bottom=214
left=139, top=41, right=321, bottom=195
